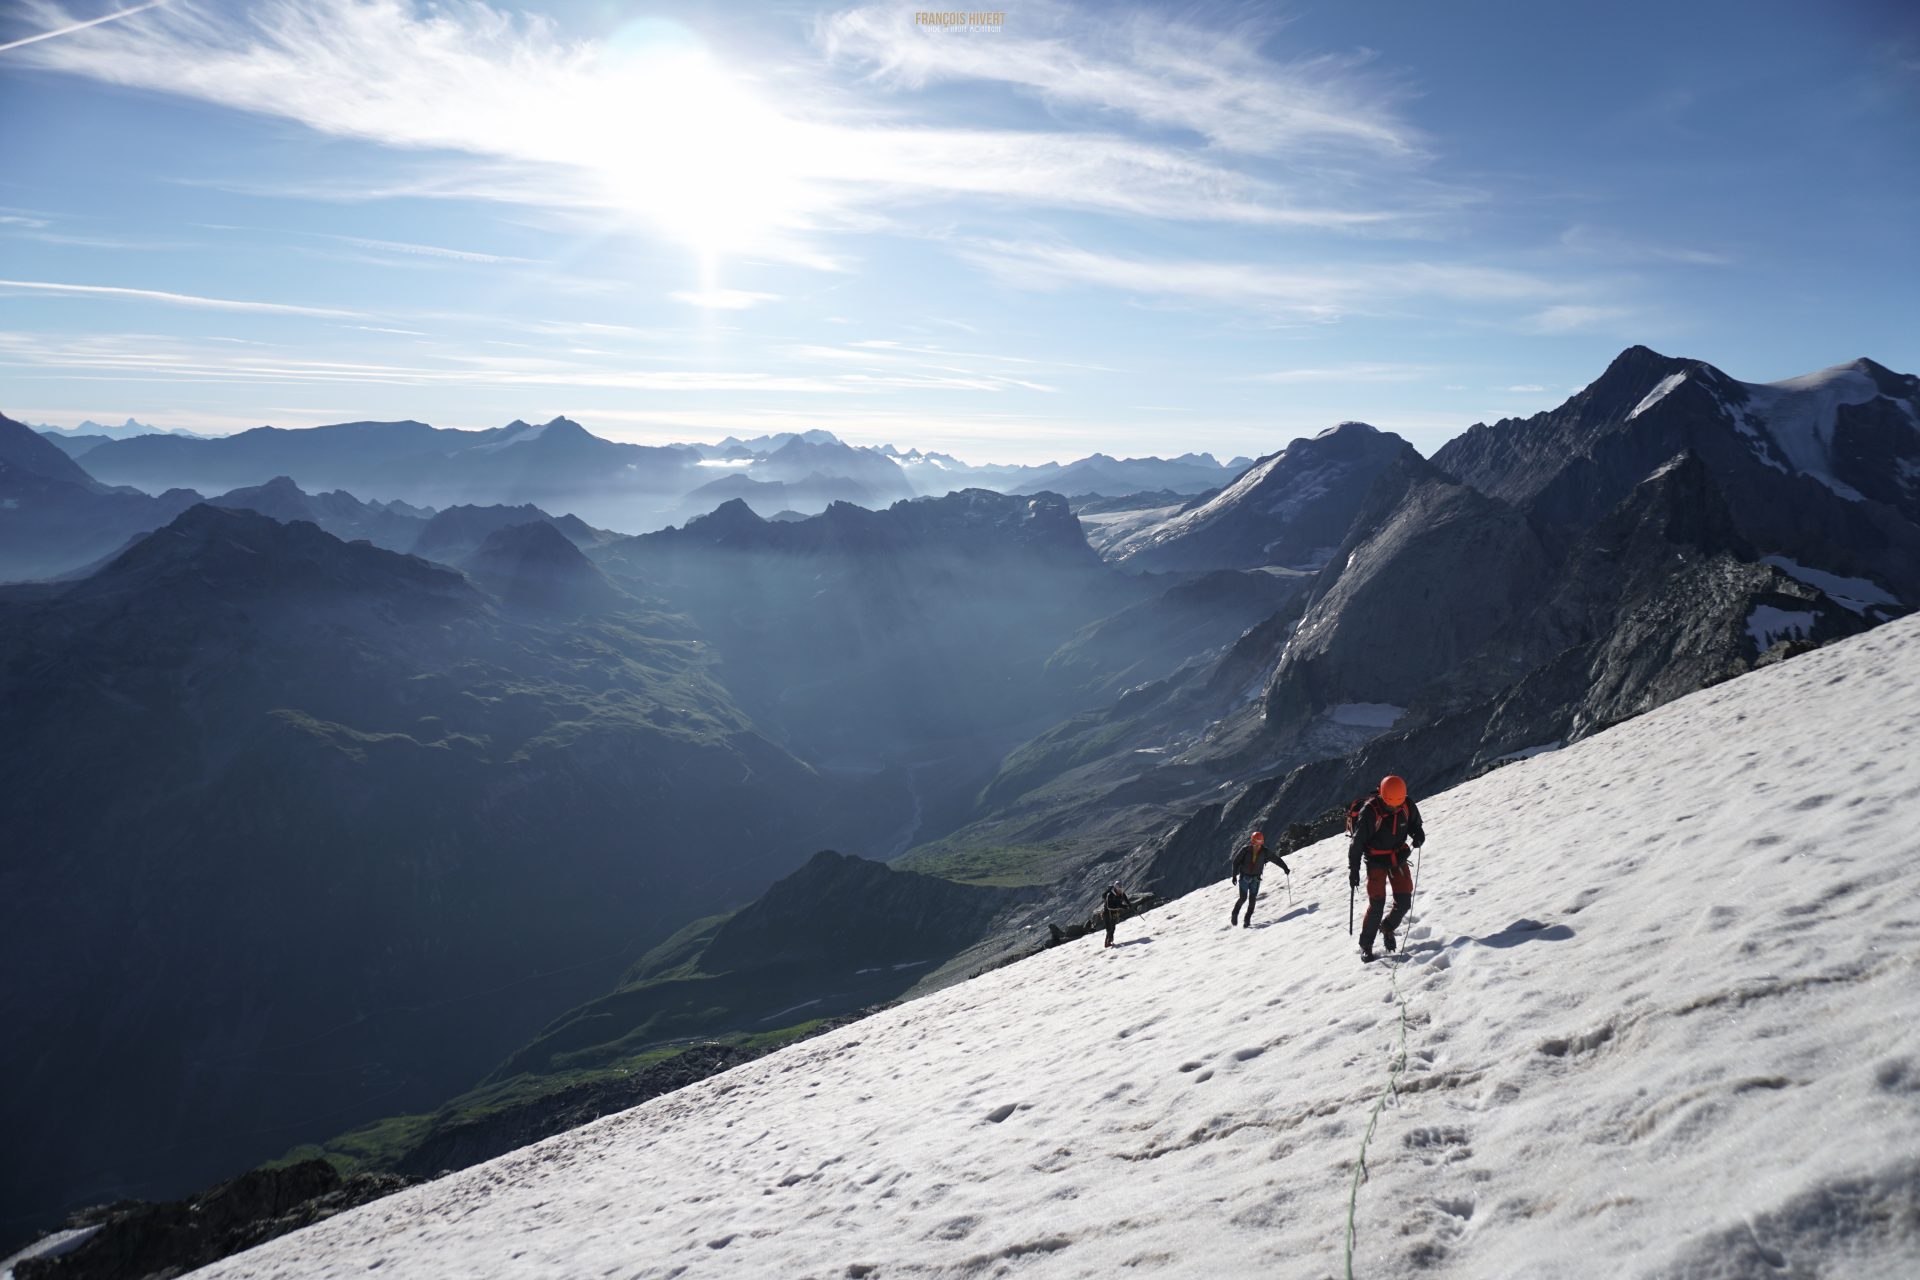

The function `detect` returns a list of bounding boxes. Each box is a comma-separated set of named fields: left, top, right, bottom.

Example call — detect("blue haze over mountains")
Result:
left=2, top=345, right=1918, bottom=1247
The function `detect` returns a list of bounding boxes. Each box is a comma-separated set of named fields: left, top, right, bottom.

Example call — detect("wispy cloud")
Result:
left=14, top=0, right=1416, bottom=257
left=1251, top=363, right=1435, bottom=384
left=1505, top=383, right=1546, bottom=392
left=0, top=0, right=169, bottom=54
left=964, top=241, right=1572, bottom=320
left=0, top=278, right=363, bottom=317
left=819, top=3, right=1418, bottom=157
left=1559, top=225, right=1732, bottom=267
left=342, top=324, right=428, bottom=336
left=325, top=233, right=531, bottom=264
left=0, top=329, right=1062, bottom=396
left=1520, top=304, right=1635, bottom=334
left=670, top=289, right=780, bottom=311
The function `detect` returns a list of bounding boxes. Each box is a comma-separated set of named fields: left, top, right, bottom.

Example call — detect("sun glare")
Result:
left=582, top=29, right=811, bottom=264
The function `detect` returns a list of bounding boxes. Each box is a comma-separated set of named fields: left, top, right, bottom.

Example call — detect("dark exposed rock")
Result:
left=1262, top=455, right=1553, bottom=723
left=1433, top=348, right=1920, bottom=598
left=14, top=1162, right=418, bottom=1280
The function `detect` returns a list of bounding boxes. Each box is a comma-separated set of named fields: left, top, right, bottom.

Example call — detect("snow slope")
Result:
left=200, top=617, right=1920, bottom=1279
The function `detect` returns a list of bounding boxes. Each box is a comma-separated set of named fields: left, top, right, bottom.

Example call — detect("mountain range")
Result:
left=2, top=345, right=1916, bottom=1253
left=21, top=415, right=1249, bottom=556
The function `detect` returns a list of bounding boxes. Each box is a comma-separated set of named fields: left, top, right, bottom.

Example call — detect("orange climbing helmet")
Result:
left=1379, top=775, right=1408, bottom=807
left=1251, top=830, right=1264, bottom=843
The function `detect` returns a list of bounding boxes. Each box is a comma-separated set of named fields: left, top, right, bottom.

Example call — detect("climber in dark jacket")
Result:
left=1103, top=882, right=1135, bottom=948
left=1228, top=831, right=1290, bottom=929
left=1349, top=774, right=1426, bottom=960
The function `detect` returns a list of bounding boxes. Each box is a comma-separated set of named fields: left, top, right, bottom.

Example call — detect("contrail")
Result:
left=0, top=1, right=172, bottom=55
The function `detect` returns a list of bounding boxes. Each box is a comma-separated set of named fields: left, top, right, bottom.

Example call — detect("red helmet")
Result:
left=1379, top=775, right=1408, bottom=807
left=1251, top=830, right=1264, bottom=843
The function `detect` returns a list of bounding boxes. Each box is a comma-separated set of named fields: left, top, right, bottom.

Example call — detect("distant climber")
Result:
left=1349, top=775, right=1425, bottom=961
left=1103, top=882, right=1136, bottom=948
left=1228, top=831, right=1290, bottom=929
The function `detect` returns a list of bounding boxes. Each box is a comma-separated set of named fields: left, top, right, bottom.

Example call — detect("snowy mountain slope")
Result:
left=1107, top=423, right=1416, bottom=573
left=196, top=616, right=1920, bottom=1279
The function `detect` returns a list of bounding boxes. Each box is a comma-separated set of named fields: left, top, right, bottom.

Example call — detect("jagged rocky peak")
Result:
left=1846, top=356, right=1917, bottom=398
left=1109, top=422, right=1419, bottom=573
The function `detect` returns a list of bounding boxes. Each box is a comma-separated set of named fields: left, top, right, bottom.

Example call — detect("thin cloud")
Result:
left=0, top=0, right=169, bottom=54
left=0, top=278, right=364, bottom=317
left=326, top=234, right=532, bottom=264
left=15, top=0, right=1414, bottom=253
left=819, top=3, right=1419, bottom=158
left=670, top=289, right=780, bottom=311
left=1521, top=304, right=1635, bottom=334
left=0, top=330, right=1047, bottom=395
left=965, top=241, right=1572, bottom=320
left=1559, top=225, right=1732, bottom=267
left=1251, top=363, right=1434, bottom=384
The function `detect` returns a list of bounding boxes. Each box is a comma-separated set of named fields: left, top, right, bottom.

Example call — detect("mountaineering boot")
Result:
left=1360, top=946, right=1377, bottom=963
left=1382, top=925, right=1397, bottom=953
left=1231, top=906, right=1240, bottom=926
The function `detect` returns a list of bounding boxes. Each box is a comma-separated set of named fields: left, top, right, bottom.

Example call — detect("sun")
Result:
left=581, top=31, right=813, bottom=264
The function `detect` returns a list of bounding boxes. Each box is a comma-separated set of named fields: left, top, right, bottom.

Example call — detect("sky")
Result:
left=1, top=0, right=1915, bottom=463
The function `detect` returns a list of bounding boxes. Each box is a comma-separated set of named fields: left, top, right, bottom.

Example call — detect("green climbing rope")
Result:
left=1344, top=959, right=1411, bottom=1279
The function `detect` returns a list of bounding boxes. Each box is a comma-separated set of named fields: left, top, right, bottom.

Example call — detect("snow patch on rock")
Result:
left=1628, top=371, right=1689, bottom=420
left=1729, top=363, right=1883, bottom=500
left=1760, top=555, right=1899, bottom=614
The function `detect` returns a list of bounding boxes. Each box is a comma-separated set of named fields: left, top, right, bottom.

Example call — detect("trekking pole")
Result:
left=1348, top=881, right=1355, bottom=936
